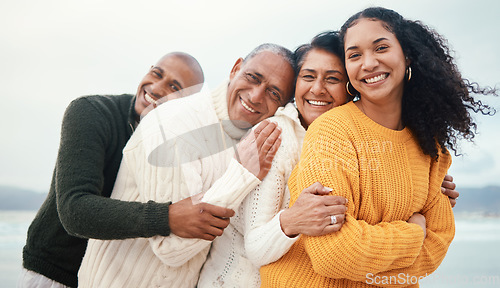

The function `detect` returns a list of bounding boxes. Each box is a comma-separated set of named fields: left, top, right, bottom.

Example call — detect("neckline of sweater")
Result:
left=347, top=101, right=413, bottom=143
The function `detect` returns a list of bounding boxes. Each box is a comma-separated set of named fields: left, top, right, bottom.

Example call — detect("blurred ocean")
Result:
left=1, top=211, right=499, bottom=287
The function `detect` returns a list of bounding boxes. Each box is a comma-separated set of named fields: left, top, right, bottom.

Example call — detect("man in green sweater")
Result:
left=20, top=52, right=235, bottom=288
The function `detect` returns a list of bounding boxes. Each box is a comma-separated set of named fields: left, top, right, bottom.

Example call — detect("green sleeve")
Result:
left=56, top=97, right=171, bottom=239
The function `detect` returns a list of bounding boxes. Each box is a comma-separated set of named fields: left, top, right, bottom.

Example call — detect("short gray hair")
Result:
left=243, top=43, right=296, bottom=72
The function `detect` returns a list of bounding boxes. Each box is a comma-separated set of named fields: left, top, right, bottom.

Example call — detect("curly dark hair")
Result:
left=339, top=7, right=497, bottom=158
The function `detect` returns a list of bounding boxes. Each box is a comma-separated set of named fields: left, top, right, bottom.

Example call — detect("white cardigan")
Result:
left=198, top=103, right=306, bottom=288
left=78, top=82, right=260, bottom=288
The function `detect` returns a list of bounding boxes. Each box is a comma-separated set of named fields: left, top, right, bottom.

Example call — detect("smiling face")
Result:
left=344, top=18, right=407, bottom=106
left=226, top=51, right=295, bottom=129
left=134, top=54, right=203, bottom=119
left=295, top=48, right=348, bottom=128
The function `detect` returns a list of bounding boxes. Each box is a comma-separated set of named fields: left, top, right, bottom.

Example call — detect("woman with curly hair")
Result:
left=260, top=6, right=496, bottom=287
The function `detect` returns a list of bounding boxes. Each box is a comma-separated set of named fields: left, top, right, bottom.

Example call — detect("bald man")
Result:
left=20, top=52, right=234, bottom=288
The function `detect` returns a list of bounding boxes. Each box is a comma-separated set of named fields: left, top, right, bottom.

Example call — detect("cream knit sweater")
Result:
left=78, top=82, right=260, bottom=288
left=198, top=103, right=306, bottom=288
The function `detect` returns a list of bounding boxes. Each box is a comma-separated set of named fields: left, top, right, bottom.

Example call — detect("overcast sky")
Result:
left=1, top=0, right=499, bottom=192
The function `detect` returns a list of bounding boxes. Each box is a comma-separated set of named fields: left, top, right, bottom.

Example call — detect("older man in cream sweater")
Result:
left=77, top=44, right=296, bottom=288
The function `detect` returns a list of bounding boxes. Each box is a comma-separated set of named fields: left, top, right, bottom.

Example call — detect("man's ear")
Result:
left=229, top=58, right=244, bottom=80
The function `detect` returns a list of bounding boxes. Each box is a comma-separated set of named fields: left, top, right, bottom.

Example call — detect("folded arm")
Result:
left=292, top=125, right=454, bottom=282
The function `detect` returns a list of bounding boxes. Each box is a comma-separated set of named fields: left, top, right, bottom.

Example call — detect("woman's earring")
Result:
left=346, top=81, right=356, bottom=97
left=406, top=66, right=412, bottom=82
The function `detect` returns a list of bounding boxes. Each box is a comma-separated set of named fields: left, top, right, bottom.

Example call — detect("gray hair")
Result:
left=243, top=43, right=296, bottom=72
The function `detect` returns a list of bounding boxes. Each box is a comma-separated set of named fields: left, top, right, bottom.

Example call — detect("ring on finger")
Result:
left=330, top=215, right=337, bottom=225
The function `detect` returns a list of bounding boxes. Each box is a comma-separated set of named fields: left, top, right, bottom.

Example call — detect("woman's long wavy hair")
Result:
left=339, top=7, right=497, bottom=158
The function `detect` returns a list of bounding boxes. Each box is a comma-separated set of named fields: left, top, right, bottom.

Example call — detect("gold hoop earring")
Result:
left=406, top=66, right=412, bottom=82
left=346, top=81, right=356, bottom=97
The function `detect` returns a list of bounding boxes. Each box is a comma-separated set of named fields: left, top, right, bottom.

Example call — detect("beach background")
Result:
left=1, top=0, right=499, bottom=287
left=1, top=211, right=499, bottom=287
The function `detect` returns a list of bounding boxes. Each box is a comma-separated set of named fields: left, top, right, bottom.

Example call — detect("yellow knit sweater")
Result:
left=260, top=101, right=455, bottom=288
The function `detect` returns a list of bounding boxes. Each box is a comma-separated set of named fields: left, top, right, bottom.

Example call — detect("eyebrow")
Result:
left=271, top=84, right=283, bottom=97
left=373, top=37, right=388, bottom=44
left=173, top=80, right=183, bottom=89
left=250, top=70, right=284, bottom=96
left=152, top=66, right=164, bottom=74
left=345, top=37, right=389, bottom=52
left=264, top=76, right=284, bottom=96
left=301, top=68, right=343, bottom=75
left=153, top=66, right=183, bottom=89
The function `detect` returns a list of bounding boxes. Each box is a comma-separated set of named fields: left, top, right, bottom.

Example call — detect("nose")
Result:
left=248, top=85, right=266, bottom=104
left=310, top=79, right=326, bottom=96
left=362, top=52, right=379, bottom=71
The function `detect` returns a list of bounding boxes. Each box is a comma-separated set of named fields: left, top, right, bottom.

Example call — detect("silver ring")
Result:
left=330, top=215, right=337, bottom=225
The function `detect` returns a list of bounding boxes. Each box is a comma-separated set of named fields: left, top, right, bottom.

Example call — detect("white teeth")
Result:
left=241, top=99, right=257, bottom=113
left=365, top=74, right=387, bottom=84
left=145, top=93, right=157, bottom=105
left=307, top=100, right=329, bottom=106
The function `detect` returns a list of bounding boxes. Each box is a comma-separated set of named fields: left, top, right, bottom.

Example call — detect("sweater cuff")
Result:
left=273, top=210, right=300, bottom=244
left=276, top=210, right=299, bottom=239
left=144, top=200, right=172, bottom=237
left=247, top=210, right=299, bottom=267
left=201, top=158, right=260, bottom=210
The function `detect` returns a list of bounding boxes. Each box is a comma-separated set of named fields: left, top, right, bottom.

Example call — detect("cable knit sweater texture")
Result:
left=260, top=101, right=455, bottom=288
left=198, top=103, right=306, bottom=288
left=78, top=82, right=260, bottom=288
left=22, top=94, right=175, bottom=287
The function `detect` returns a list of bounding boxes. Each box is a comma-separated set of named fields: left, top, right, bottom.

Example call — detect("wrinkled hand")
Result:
left=280, top=182, right=348, bottom=237
left=236, top=120, right=282, bottom=180
left=441, top=174, right=459, bottom=208
left=408, top=212, right=426, bottom=239
left=169, top=196, right=235, bottom=241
